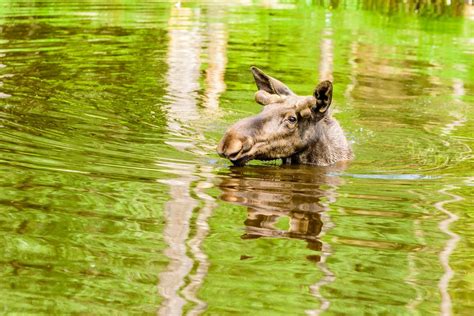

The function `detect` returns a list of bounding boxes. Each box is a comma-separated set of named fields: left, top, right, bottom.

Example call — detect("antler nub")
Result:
left=255, top=90, right=286, bottom=105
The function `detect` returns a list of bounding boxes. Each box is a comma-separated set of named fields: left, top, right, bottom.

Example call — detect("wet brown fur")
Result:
left=217, top=67, right=353, bottom=166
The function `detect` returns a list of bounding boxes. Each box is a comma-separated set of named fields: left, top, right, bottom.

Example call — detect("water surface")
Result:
left=0, top=0, right=473, bottom=314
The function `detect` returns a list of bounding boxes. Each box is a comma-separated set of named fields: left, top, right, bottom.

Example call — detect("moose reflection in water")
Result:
left=219, top=163, right=347, bottom=257
left=217, top=67, right=353, bottom=166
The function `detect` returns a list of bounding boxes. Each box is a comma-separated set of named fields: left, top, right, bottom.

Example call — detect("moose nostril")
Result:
left=217, top=133, right=253, bottom=160
left=225, top=139, right=243, bottom=158
left=241, top=138, right=252, bottom=152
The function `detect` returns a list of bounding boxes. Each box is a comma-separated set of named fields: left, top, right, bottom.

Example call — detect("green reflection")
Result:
left=0, top=0, right=473, bottom=315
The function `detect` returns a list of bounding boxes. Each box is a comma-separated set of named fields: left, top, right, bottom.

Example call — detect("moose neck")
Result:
left=286, top=116, right=353, bottom=166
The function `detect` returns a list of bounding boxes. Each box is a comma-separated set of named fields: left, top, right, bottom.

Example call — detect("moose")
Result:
left=217, top=67, right=353, bottom=166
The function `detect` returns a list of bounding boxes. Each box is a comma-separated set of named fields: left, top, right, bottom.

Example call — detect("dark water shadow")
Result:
left=218, top=162, right=349, bottom=254
left=218, top=162, right=349, bottom=314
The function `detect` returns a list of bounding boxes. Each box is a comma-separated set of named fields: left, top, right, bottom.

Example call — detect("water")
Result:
left=0, top=0, right=473, bottom=314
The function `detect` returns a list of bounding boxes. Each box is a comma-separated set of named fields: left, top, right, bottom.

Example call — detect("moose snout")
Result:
left=217, top=132, right=253, bottom=161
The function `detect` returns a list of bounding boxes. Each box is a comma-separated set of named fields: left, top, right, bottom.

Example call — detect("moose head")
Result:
left=217, top=67, right=352, bottom=166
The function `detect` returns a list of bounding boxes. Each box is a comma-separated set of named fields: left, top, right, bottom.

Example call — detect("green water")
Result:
left=0, top=0, right=473, bottom=314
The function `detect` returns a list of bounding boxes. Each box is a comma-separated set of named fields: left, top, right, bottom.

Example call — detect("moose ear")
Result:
left=251, top=66, right=295, bottom=96
left=312, top=80, right=333, bottom=113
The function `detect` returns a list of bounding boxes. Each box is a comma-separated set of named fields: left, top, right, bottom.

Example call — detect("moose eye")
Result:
left=287, top=116, right=297, bottom=124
